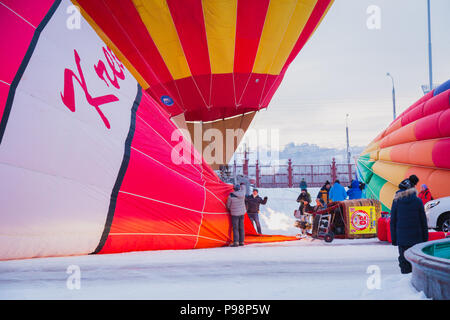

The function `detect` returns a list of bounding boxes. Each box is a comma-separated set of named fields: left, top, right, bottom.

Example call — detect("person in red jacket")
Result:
left=418, top=184, right=433, bottom=205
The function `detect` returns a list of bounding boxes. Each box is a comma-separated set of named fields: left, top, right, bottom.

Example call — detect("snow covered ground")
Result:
left=0, top=188, right=427, bottom=300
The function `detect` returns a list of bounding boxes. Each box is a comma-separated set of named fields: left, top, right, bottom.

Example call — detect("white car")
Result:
left=425, top=196, right=450, bottom=232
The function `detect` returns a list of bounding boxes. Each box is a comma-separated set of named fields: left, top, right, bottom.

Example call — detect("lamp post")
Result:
left=421, top=0, right=434, bottom=95
left=345, top=114, right=350, bottom=165
left=346, top=114, right=352, bottom=183
left=386, top=72, right=397, bottom=120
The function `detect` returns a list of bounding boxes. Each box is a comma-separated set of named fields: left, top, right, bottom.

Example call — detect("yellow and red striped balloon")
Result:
left=358, top=80, right=450, bottom=211
left=75, top=0, right=334, bottom=123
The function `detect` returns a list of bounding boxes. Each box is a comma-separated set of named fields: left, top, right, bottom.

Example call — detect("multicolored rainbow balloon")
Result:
left=358, top=79, right=450, bottom=212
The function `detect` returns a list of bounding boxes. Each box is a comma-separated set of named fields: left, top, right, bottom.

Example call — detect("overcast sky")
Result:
left=245, top=0, right=450, bottom=150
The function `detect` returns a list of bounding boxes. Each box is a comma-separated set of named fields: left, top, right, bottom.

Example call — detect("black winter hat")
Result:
left=408, top=174, right=419, bottom=186
left=398, top=179, right=412, bottom=190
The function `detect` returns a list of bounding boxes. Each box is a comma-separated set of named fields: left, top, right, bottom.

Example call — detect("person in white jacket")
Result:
left=226, top=183, right=246, bottom=247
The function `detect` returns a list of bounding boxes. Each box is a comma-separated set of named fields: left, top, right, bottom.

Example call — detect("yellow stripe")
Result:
left=379, top=181, right=398, bottom=210
left=133, top=0, right=191, bottom=80
left=202, top=0, right=237, bottom=74
left=253, top=0, right=318, bottom=75
left=269, top=0, right=318, bottom=75
left=73, top=0, right=150, bottom=89
left=252, top=0, right=297, bottom=74
left=378, top=146, right=393, bottom=162
left=372, top=161, right=410, bottom=187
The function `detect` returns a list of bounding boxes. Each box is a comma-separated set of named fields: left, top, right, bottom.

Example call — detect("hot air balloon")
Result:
left=358, top=79, right=450, bottom=212
left=74, top=0, right=335, bottom=168
left=1, top=0, right=334, bottom=260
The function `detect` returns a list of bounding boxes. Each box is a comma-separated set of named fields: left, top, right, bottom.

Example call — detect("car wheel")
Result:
left=437, top=213, right=450, bottom=232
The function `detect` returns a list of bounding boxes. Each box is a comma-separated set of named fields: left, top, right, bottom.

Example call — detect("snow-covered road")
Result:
left=0, top=188, right=427, bottom=300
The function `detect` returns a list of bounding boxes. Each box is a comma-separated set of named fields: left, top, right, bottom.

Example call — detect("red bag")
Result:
left=377, top=217, right=388, bottom=241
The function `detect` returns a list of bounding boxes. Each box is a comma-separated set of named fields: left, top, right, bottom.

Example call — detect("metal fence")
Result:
left=230, top=158, right=356, bottom=188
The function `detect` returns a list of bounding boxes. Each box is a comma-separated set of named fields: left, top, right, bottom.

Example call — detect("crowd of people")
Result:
left=295, top=178, right=367, bottom=215
left=297, top=176, right=435, bottom=274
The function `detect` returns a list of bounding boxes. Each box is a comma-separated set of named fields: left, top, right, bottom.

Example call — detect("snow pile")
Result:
left=256, top=188, right=320, bottom=235
left=259, top=208, right=294, bottom=232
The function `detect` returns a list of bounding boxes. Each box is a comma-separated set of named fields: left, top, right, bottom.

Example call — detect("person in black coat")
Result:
left=390, top=178, right=428, bottom=274
left=245, top=189, right=268, bottom=234
left=297, top=188, right=312, bottom=214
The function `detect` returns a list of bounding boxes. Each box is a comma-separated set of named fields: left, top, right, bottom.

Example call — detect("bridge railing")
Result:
left=230, top=158, right=356, bottom=188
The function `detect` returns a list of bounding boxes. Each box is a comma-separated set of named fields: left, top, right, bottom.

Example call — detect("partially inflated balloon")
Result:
left=358, top=80, right=450, bottom=212
left=0, top=0, right=296, bottom=260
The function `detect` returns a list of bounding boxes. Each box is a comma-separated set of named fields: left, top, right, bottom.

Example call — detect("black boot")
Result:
left=398, top=246, right=412, bottom=274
